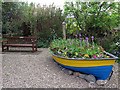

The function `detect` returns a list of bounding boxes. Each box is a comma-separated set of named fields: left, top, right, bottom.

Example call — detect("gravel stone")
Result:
left=73, top=72, right=81, bottom=77
left=96, top=80, right=108, bottom=86
left=84, top=75, right=96, bottom=83
left=0, top=47, right=119, bottom=88
left=68, top=70, right=73, bottom=75
left=78, top=73, right=86, bottom=79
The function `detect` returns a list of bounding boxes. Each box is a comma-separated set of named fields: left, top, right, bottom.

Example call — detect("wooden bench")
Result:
left=2, top=36, right=37, bottom=52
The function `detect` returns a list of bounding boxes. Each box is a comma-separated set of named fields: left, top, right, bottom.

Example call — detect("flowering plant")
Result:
left=50, top=36, right=110, bottom=59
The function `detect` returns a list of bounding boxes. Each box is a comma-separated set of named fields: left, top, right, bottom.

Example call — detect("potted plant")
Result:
left=49, top=35, right=118, bottom=80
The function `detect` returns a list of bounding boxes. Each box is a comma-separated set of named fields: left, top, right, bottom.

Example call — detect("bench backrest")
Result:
left=5, top=36, right=37, bottom=44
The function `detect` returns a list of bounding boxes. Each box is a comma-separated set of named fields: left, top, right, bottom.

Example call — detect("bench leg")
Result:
left=2, top=46, right=9, bottom=52
left=32, top=47, right=35, bottom=52
left=2, top=46, right=4, bottom=52
left=32, top=46, right=37, bottom=52
left=35, top=46, right=37, bottom=51
left=7, top=46, right=9, bottom=51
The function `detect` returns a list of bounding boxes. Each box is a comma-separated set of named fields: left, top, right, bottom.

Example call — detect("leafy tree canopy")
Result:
left=64, top=1, right=120, bottom=37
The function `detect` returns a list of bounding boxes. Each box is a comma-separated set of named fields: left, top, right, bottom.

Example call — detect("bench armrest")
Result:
left=2, top=40, right=8, bottom=45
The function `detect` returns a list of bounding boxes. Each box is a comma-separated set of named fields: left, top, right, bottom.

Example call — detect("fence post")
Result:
left=62, top=22, right=66, bottom=39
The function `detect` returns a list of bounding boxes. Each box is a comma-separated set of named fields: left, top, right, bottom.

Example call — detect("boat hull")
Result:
left=52, top=53, right=117, bottom=80
left=60, top=64, right=112, bottom=80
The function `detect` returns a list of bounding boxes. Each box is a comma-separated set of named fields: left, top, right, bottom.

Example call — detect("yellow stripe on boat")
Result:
left=52, top=56, right=116, bottom=67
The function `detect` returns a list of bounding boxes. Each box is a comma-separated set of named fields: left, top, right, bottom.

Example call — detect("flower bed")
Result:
left=50, top=36, right=106, bottom=59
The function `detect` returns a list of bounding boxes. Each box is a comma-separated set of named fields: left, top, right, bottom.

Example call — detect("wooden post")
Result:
left=62, top=22, right=66, bottom=39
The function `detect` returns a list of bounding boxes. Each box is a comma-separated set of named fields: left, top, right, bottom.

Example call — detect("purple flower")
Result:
left=79, top=33, right=81, bottom=37
left=93, top=55, right=97, bottom=58
left=91, top=36, right=94, bottom=41
left=85, top=37, right=89, bottom=47
left=86, top=37, right=89, bottom=41
left=79, top=34, right=82, bottom=40
left=75, top=34, right=78, bottom=38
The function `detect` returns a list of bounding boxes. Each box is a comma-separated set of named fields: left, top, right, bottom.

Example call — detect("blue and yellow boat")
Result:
left=52, top=51, right=118, bottom=80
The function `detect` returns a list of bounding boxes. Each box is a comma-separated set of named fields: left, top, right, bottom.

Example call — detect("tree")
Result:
left=2, top=2, right=64, bottom=47
left=64, top=1, right=119, bottom=38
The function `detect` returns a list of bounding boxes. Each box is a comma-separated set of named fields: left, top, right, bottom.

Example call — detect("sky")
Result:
left=21, top=0, right=65, bottom=9
left=19, top=0, right=120, bottom=9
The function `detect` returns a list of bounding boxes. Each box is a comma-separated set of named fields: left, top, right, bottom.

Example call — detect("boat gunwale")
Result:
left=52, top=51, right=118, bottom=61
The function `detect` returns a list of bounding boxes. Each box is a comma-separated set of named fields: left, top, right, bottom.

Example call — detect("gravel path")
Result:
left=1, top=48, right=119, bottom=88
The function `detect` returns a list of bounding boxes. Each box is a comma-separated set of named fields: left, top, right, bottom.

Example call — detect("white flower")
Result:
left=116, top=42, right=119, bottom=46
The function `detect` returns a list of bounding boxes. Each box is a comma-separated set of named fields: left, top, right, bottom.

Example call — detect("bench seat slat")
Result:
left=4, top=44, right=34, bottom=47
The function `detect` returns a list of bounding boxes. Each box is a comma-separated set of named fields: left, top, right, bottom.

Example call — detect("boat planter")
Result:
left=52, top=51, right=118, bottom=80
left=50, top=37, right=118, bottom=80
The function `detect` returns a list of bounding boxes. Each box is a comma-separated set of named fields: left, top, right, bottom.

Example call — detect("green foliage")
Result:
left=2, top=2, right=64, bottom=47
left=99, top=28, right=120, bottom=63
left=50, top=38, right=106, bottom=58
left=36, top=4, right=64, bottom=44
left=64, top=1, right=119, bottom=37
left=63, top=1, right=120, bottom=62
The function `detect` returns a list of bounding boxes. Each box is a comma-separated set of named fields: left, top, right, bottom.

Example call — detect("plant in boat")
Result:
left=49, top=35, right=109, bottom=59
